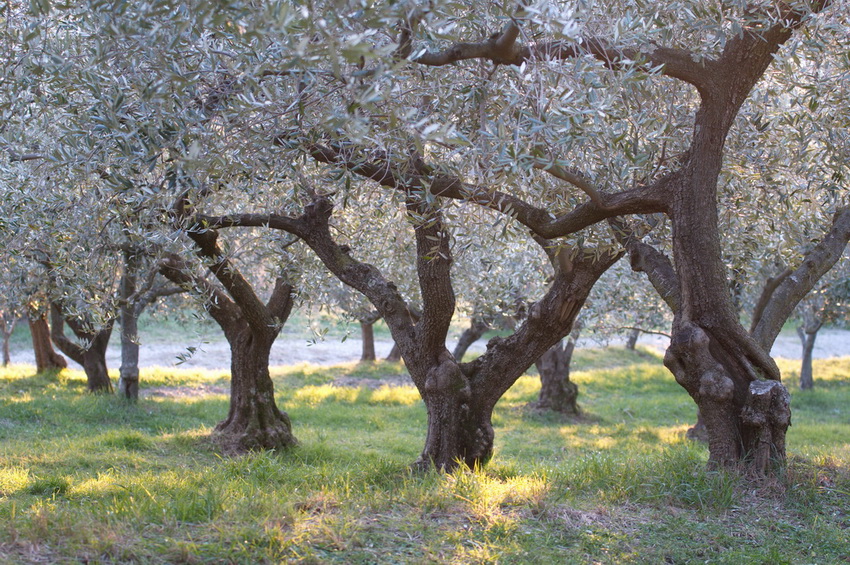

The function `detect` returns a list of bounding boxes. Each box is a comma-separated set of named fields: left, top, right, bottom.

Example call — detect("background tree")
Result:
left=793, top=262, right=850, bottom=390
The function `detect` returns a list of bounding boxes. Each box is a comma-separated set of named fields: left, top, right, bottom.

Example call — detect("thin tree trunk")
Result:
left=49, top=305, right=113, bottom=393
left=359, top=320, right=376, bottom=362
left=118, top=249, right=141, bottom=400
left=28, top=312, right=67, bottom=372
left=626, top=327, right=640, bottom=350
left=452, top=318, right=489, bottom=361
left=797, top=320, right=821, bottom=391
left=1, top=315, right=17, bottom=366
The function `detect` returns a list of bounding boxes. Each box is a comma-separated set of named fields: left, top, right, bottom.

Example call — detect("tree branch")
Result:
left=171, top=189, right=280, bottom=338
left=408, top=196, right=455, bottom=355
left=751, top=206, right=850, bottom=350
left=609, top=217, right=680, bottom=312
left=407, top=28, right=714, bottom=92
left=158, top=254, right=242, bottom=333
left=748, top=267, right=793, bottom=336
left=305, top=141, right=671, bottom=239
left=533, top=159, right=608, bottom=209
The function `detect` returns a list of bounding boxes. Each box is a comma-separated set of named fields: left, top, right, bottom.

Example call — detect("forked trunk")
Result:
left=532, top=338, right=579, bottom=415
left=359, top=321, right=376, bottom=362
left=49, top=305, right=114, bottom=393
left=28, top=314, right=67, bottom=372
left=215, top=329, right=297, bottom=452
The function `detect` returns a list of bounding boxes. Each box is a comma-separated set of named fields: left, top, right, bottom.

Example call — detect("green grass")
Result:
left=0, top=350, right=848, bottom=564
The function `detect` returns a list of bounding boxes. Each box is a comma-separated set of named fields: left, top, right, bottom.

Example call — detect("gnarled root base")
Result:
left=213, top=409, right=298, bottom=453
left=741, top=380, right=791, bottom=477
left=414, top=355, right=494, bottom=471
left=665, top=322, right=789, bottom=475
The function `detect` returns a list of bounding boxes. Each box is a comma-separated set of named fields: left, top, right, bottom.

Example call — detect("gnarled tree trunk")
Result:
left=408, top=256, right=617, bottom=471
left=50, top=304, right=113, bottom=393
left=28, top=312, right=67, bottom=372
left=531, top=323, right=581, bottom=414
left=159, top=200, right=299, bottom=452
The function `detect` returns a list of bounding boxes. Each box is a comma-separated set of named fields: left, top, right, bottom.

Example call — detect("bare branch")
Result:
left=619, top=325, right=672, bottom=339
left=748, top=267, right=793, bottom=336
left=609, top=217, right=680, bottom=313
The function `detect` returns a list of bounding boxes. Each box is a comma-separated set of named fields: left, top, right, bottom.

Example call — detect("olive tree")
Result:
left=13, top=0, right=850, bottom=476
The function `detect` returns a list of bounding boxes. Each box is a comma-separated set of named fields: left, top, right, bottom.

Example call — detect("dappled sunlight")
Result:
left=71, top=474, right=124, bottom=499
left=294, top=384, right=362, bottom=406
left=440, top=470, right=549, bottom=535
left=370, top=385, right=420, bottom=406
left=0, top=356, right=847, bottom=562
left=0, top=465, right=31, bottom=496
left=293, top=383, right=420, bottom=407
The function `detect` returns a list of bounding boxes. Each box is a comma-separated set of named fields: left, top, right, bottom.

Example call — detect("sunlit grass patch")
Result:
left=0, top=354, right=848, bottom=563
left=0, top=466, right=31, bottom=497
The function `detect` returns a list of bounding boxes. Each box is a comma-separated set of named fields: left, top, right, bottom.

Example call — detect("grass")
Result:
left=0, top=349, right=848, bottom=564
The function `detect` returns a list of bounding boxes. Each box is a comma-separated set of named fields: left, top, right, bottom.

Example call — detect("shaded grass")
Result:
left=0, top=350, right=847, bottom=564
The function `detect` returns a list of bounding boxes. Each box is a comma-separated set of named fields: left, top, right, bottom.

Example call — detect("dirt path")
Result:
left=7, top=329, right=849, bottom=371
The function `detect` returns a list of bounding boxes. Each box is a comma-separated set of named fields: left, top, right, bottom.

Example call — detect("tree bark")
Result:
left=216, top=325, right=297, bottom=451
left=118, top=249, right=141, bottom=400
left=452, top=317, right=489, bottom=361
left=385, top=342, right=402, bottom=362
left=160, top=196, right=299, bottom=452
left=50, top=305, right=113, bottom=393
left=359, top=320, right=376, bottom=362
left=531, top=323, right=582, bottom=414
left=28, top=311, right=67, bottom=372
left=797, top=319, right=822, bottom=391
left=626, top=327, right=640, bottom=350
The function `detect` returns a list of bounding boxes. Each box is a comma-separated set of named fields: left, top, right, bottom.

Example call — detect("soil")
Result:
left=7, top=329, right=849, bottom=371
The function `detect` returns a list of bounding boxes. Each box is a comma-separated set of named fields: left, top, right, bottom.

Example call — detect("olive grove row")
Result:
left=1, top=0, right=848, bottom=479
